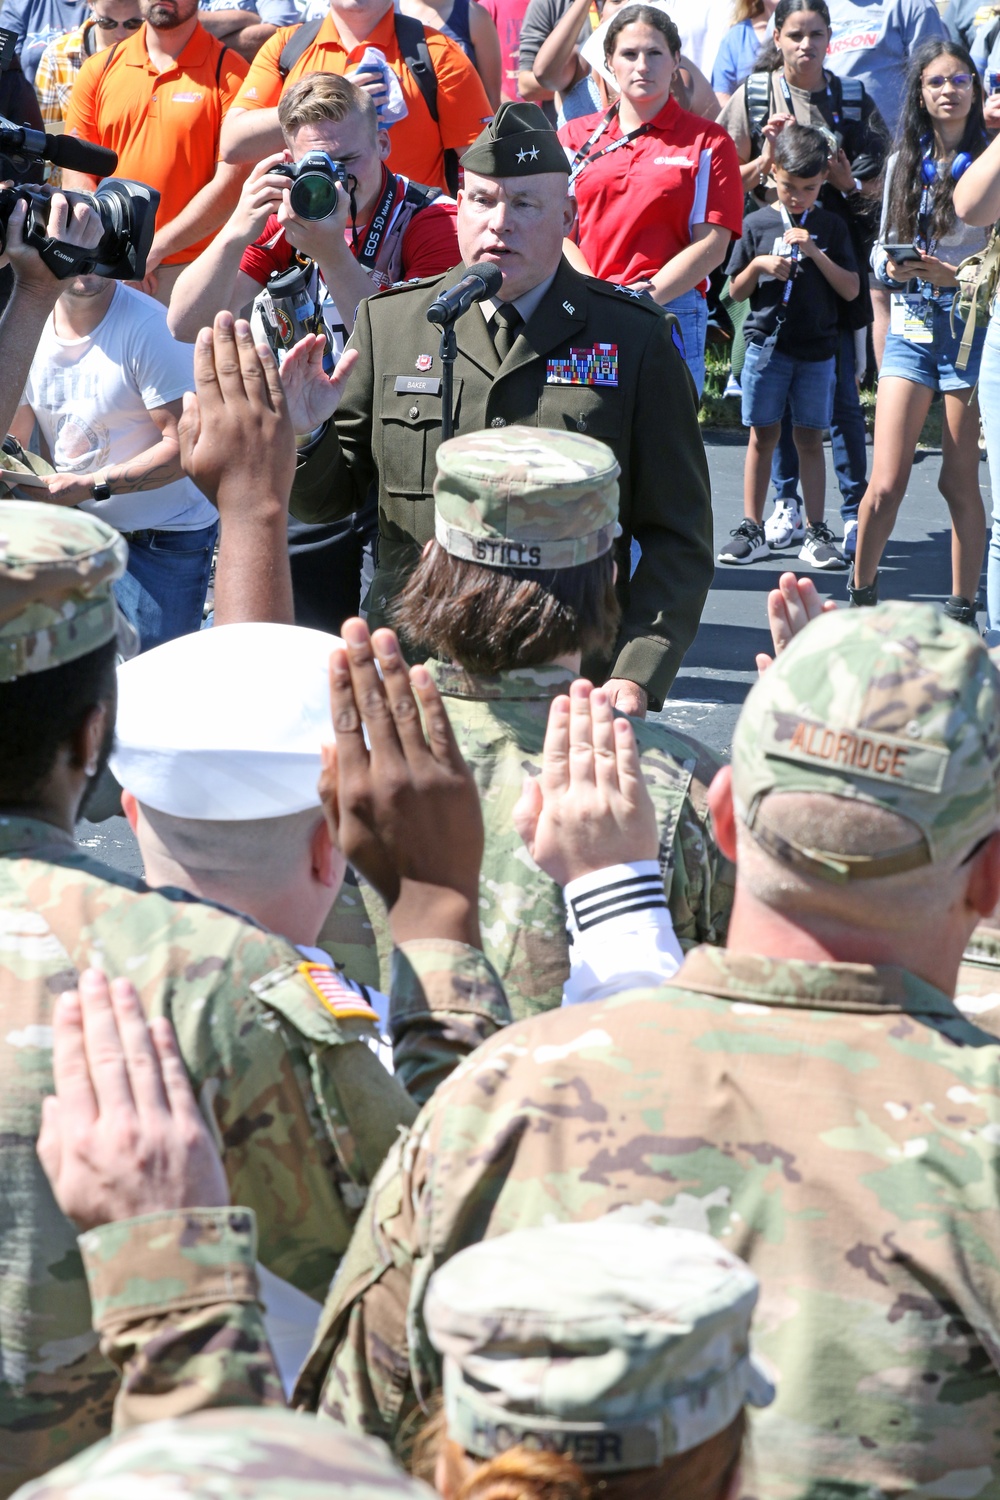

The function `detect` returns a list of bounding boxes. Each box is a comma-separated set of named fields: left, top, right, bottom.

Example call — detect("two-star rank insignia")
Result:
left=516, top=145, right=540, bottom=163
left=415, top=353, right=433, bottom=371
left=297, top=961, right=379, bottom=1023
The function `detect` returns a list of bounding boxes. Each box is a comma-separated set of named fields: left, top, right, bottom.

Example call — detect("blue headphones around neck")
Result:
left=920, top=137, right=973, bottom=182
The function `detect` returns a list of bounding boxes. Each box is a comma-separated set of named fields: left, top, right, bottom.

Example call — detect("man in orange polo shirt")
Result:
left=62, top=0, right=249, bottom=302
left=218, top=0, right=491, bottom=194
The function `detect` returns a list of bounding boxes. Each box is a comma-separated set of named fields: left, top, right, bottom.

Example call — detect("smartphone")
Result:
left=883, top=243, right=923, bottom=264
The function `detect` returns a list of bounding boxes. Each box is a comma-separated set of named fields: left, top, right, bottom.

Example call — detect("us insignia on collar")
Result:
left=297, top=961, right=379, bottom=1023
left=546, top=343, right=618, bottom=386
left=415, top=353, right=433, bottom=371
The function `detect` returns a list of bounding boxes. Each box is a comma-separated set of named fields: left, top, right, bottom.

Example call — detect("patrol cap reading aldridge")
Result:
left=424, top=1218, right=775, bottom=1473
left=733, top=601, right=1000, bottom=881
left=0, top=500, right=136, bottom=682
left=110, top=621, right=341, bottom=820
left=461, top=100, right=570, bottom=177
left=434, top=426, right=621, bottom=571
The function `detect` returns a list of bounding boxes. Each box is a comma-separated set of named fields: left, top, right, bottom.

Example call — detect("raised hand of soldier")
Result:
left=756, top=571, right=838, bottom=676
left=37, top=969, right=229, bottom=1232
left=279, top=332, right=358, bottom=436
left=319, top=618, right=485, bottom=947
left=513, top=679, right=659, bottom=887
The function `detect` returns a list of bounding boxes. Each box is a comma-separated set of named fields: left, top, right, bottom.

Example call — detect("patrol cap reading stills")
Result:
left=424, top=1219, right=775, bottom=1472
left=434, top=426, right=622, bottom=571
left=110, top=621, right=341, bottom=820
left=0, top=500, right=137, bottom=682
left=733, top=601, right=1000, bottom=881
left=461, top=100, right=570, bottom=177
left=12, top=1407, right=439, bottom=1500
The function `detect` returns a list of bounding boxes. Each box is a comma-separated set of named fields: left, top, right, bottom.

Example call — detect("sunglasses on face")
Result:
left=92, top=15, right=143, bottom=28
left=922, top=72, right=974, bottom=89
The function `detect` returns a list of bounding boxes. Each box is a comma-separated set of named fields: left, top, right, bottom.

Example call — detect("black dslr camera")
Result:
left=0, top=104, right=160, bottom=280
left=273, top=151, right=350, bottom=220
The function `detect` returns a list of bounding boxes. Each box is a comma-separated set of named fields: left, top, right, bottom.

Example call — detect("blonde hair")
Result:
left=278, top=70, right=379, bottom=142
left=731, top=0, right=765, bottom=25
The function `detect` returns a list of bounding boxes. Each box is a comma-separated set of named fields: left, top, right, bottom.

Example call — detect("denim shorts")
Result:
left=741, top=342, right=836, bottom=430
left=879, top=297, right=986, bottom=392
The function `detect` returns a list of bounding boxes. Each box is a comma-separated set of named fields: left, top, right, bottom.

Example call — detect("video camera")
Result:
left=0, top=103, right=160, bottom=280
left=273, top=151, right=350, bottom=221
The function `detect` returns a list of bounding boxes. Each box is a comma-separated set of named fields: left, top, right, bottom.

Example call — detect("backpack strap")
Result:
left=393, top=10, right=439, bottom=122
left=744, top=71, right=772, bottom=156
left=278, top=16, right=323, bottom=79
left=215, top=42, right=231, bottom=84
left=102, top=38, right=122, bottom=71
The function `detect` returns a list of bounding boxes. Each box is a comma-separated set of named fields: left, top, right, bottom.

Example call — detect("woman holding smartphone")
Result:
left=850, top=40, right=989, bottom=622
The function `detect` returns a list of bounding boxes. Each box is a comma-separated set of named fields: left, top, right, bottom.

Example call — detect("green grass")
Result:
left=699, top=342, right=945, bottom=448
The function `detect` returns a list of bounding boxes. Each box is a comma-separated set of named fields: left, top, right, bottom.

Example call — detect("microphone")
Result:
left=0, top=119, right=118, bottom=178
left=427, top=261, right=503, bottom=325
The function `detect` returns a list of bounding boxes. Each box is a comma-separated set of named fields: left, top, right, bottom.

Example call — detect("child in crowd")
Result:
left=718, top=123, right=860, bottom=568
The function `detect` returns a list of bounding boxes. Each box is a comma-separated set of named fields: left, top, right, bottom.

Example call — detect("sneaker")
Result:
left=842, top=518, right=858, bottom=558
left=765, top=498, right=805, bottom=550
left=723, top=372, right=742, bottom=398
left=799, top=521, right=848, bottom=570
left=847, top=563, right=878, bottom=606
left=717, top=518, right=769, bottom=565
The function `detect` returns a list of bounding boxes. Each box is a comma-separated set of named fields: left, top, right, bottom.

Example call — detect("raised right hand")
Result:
left=7, top=192, right=103, bottom=300
left=755, top=571, right=839, bottom=675
left=279, top=332, right=358, bottom=434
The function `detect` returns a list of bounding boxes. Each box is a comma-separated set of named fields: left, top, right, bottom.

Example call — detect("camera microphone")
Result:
left=427, top=261, right=503, bottom=324
left=0, top=121, right=118, bottom=178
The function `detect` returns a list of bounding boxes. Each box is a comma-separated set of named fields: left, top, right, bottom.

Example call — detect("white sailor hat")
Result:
left=109, top=622, right=340, bottom=821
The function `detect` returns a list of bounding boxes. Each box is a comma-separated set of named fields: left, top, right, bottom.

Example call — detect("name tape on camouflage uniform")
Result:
left=760, top=711, right=950, bottom=792
left=297, top=962, right=380, bottom=1023
left=546, top=343, right=618, bottom=386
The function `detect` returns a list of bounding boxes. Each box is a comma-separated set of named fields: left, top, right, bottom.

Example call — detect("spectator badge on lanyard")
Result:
left=754, top=202, right=810, bottom=371
left=888, top=167, right=937, bottom=345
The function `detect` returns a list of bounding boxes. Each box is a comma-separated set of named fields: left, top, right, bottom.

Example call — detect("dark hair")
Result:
left=773, top=121, right=829, bottom=176
left=886, top=39, right=986, bottom=246
left=604, top=4, right=681, bottom=62
left=0, top=638, right=118, bottom=805
left=392, top=543, right=620, bottom=674
left=753, top=0, right=830, bottom=73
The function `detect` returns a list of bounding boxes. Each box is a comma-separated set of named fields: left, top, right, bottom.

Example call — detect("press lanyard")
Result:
left=777, top=72, right=839, bottom=126
left=354, top=168, right=403, bottom=271
left=567, top=105, right=651, bottom=189
left=776, top=201, right=810, bottom=310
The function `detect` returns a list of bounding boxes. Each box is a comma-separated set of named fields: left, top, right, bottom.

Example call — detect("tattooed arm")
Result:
left=39, top=398, right=186, bottom=505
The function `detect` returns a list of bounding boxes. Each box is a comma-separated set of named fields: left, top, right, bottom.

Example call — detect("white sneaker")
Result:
left=842, top=518, right=858, bottom=558
left=764, top=498, right=805, bottom=550
left=723, top=372, right=742, bottom=398
left=800, top=522, right=848, bottom=570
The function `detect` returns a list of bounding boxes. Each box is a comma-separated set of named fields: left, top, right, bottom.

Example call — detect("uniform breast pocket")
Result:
left=537, top=384, right=623, bottom=443
left=377, top=376, right=463, bottom=497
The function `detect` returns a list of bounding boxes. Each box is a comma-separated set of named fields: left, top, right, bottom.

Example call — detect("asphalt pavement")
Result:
left=81, top=428, right=987, bottom=876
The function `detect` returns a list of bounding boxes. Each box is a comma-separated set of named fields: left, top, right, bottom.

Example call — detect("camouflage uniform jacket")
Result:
left=0, top=814, right=506, bottom=1495
left=395, top=661, right=733, bottom=1018
left=60, top=948, right=1000, bottom=1496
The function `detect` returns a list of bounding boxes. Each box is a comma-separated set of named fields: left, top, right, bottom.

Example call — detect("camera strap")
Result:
left=355, top=168, right=403, bottom=272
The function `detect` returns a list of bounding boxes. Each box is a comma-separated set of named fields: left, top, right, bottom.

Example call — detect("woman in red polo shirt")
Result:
left=559, top=5, right=743, bottom=396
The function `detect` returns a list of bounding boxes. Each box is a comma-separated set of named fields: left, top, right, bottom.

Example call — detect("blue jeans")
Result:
left=981, top=311, right=1000, bottom=629
left=664, top=288, right=708, bottom=399
left=771, top=327, right=868, bottom=523
left=114, top=521, right=219, bottom=653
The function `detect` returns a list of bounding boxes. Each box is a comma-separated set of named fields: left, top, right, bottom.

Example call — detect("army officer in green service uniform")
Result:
left=280, top=101, right=714, bottom=717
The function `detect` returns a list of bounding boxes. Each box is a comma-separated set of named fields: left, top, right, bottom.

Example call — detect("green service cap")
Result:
left=433, top=425, right=621, bottom=571
left=462, top=100, right=570, bottom=177
left=11, top=1409, right=438, bottom=1500
left=733, top=601, right=1000, bottom=881
left=0, top=500, right=135, bottom=682
left=424, top=1218, right=775, bottom=1473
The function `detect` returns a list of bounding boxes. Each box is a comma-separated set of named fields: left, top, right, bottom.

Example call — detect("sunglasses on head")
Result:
left=92, top=14, right=143, bottom=27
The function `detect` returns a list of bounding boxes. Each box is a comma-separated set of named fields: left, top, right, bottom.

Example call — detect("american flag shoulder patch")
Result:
left=297, top=962, right=379, bottom=1023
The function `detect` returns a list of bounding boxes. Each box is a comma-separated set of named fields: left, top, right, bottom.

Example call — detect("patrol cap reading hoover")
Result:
left=733, top=601, right=1000, bottom=879
left=0, top=500, right=137, bottom=680
left=433, top=426, right=622, bottom=570
left=424, top=1218, right=775, bottom=1473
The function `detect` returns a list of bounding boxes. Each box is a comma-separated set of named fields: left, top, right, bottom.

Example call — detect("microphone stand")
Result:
left=427, top=313, right=458, bottom=442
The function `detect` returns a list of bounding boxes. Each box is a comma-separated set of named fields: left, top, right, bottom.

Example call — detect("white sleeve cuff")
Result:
left=561, top=861, right=682, bottom=1007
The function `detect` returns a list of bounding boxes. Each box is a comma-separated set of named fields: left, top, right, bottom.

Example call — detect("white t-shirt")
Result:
left=22, top=283, right=218, bottom=534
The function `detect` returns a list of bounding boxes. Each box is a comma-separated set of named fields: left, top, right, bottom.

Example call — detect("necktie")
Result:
left=491, top=304, right=523, bottom=363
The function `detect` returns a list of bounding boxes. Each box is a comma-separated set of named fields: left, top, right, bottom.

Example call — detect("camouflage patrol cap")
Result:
left=733, top=602, right=1000, bottom=881
left=424, top=1219, right=775, bottom=1473
left=461, top=101, right=570, bottom=177
left=434, top=425, right=621, bottom=571
left=11, top=1408, right=437, bottom=1500
left=0, top=500, right=136, bottom=682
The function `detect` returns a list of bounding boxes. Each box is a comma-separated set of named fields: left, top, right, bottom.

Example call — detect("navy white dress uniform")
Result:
left=289, top=102, right=714, bottom=711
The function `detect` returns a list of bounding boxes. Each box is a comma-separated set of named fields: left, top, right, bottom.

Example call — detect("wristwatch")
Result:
left=91, top=475, right=111, bottom=501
